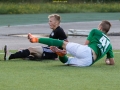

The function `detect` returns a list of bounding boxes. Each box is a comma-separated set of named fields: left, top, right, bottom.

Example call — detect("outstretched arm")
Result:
left=105, top=58, right=115, bottom=65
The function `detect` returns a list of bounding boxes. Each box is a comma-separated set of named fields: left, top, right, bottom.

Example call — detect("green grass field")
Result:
left=0, top=50, right=120, bottom=90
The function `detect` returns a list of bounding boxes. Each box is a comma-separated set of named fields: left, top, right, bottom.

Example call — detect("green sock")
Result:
left=59, top=56, right=68, bottom=63
left=39, top=38, right=64, bottom=47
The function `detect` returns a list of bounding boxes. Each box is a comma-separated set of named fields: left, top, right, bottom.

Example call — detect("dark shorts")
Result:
left=41, top=47, right=58, bottom=59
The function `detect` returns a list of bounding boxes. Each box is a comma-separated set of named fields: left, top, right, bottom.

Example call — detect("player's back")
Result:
left=87, top=29, right=113, bottom=60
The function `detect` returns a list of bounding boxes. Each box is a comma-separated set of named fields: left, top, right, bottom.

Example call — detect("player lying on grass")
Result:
left=4, top=14, right=68, bottom=61
left=28, top=20, right=115, bottom=67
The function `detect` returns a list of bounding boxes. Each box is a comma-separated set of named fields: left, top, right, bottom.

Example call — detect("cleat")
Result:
left=4, top=45, right=10, bottom=61
left=50, top=46, right=66, bottom=57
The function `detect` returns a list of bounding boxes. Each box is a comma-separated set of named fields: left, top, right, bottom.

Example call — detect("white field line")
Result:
left=0, top=53, right=4, bottom=54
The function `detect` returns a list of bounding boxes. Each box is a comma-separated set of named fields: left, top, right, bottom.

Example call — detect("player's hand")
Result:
left=105, top=58, right=115, bottom=65
left=105, top=58, right=110, bottom=65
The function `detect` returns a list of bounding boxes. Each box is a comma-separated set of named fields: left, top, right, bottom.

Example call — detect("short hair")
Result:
left=48, top=14, right=61, bottom=22
left=100, top=20, right=111, bottom=34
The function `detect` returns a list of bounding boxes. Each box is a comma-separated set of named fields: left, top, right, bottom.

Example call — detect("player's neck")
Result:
left=53, top=25, right=59, bottom=30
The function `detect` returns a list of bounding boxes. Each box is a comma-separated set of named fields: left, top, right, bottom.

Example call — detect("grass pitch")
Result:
left=0, top=50, right=120, bottom=90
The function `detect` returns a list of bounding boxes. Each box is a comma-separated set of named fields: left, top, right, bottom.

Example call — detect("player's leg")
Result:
left=28, top=46, right=43, bottom=59
left=4, top=45, right=30, bottom=60
left=50, top=42, right=93, bottom=66
left=41, top=47, right=58, bottom=60
left=32, top=38, right=68, bottom=50
left=49, top=46, right=83, bottom=65
left=29, top=35, right=69, bottom=49
left=65, top=43, right=93, bottom=66
left=59, top=56, right=69, bottom=63
left=50, top=46, right=66, bottom=57
left=4, top=45, right=43, bottom=60
left=50, top=46, right=68, bottom=63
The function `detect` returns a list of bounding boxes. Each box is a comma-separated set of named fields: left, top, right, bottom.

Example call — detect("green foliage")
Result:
left=0, top=2, right=120, bottom=14
left=0, top=0, right=120, bottom=3
left=0, top=50, right=120, bottom=90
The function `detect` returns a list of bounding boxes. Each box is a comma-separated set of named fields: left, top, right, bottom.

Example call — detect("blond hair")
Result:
left=48, top=14, right=61, bottom=23
left=100, top=20, right=111, bottom=34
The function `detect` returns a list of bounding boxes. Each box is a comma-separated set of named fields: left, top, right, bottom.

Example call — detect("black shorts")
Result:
left=41, top=47, right=58, bottom=59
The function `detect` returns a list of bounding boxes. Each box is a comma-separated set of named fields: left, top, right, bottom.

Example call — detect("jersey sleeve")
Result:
left=106, top=46, right=114, bottom=58
left=87, top=29, right=95, bottom=41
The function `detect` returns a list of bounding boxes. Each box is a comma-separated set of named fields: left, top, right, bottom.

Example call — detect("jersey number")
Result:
left=99, top=36, right=110, bottom=53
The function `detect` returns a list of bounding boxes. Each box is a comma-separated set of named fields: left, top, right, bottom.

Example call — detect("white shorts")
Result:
left=65, top=42, right=93, bottom=67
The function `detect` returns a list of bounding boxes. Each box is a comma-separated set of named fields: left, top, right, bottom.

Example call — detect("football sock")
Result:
left=39, top=38, right=63, bottom=47
left=9, top=49, right=30, bottom=59
left=59, top=55, right=68, bottom=63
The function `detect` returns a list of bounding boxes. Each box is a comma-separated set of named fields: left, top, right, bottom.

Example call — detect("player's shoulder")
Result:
left=56, top=26, right=62, bottom=30
left=91, top=29, right=104, bottom=35
left=89, top=29, right=98, bottom=35
left=55, top=26, right=65, bottom=33
left=90, top=29, right=100, bottom=32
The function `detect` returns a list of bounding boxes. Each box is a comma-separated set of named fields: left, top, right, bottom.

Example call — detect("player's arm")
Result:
left=105, top=58, right=115, bottom=65
left=105, top=45, right=115, bottom=65
left=85, top=29, right=95, bottom=45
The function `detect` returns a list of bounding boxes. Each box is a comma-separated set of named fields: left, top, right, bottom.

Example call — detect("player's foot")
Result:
left=4, top=45, right=10, bottom=61
left=28, top=33, right=34, bottom=39
left=50, top=46, right=66, bottom=57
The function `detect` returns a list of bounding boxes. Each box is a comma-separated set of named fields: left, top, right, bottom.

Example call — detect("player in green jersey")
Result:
left=28, top=20, right=115, bottom=67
